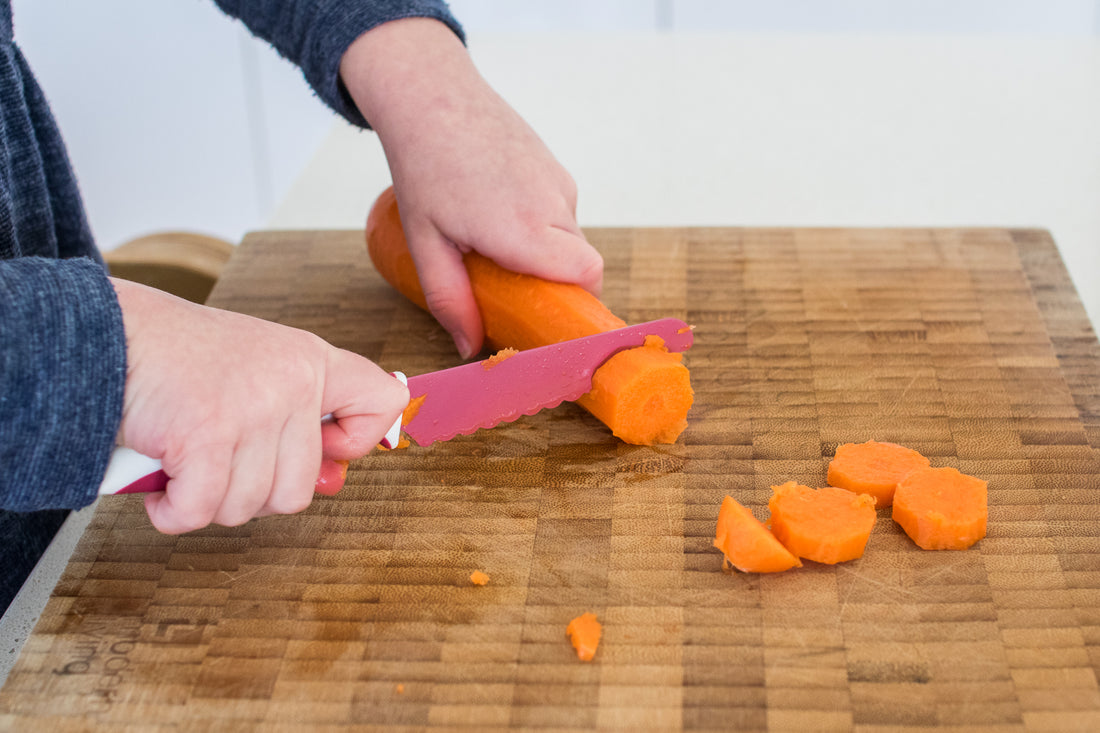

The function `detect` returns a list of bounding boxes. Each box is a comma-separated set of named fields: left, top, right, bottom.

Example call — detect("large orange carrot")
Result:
left=365, top=186, right=693, bottom=444
left=892, top=467, right=987, bottom=550
left=767, top=482, right=877, bottom=564
left=827, top=440, right=931, bottom=508
left=713, top=495, right=802, bottom=573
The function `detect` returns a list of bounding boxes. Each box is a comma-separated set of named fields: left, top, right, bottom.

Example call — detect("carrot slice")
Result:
left=827, top=440, right=931, bottom=507
left=767, top=482, right=877, bottom=564
left=366, top=186, right=693, bottom=445
left=892, top=466, right=987, bottom=550
left=566, top=612, right=602, bottom=661
left=469, top=570, right=490, bottom=586
left=713, top=495, right=802, bottom=573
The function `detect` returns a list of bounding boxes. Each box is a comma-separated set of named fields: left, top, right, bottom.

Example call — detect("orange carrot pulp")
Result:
left=713, top=495, right=801, bottom=573
left=828, top=440, right=931, bottom=507
left=566, top=612, right=602, bottom=661
left=767, top=482, right=877, bottom=564
left=892, top=466, right=987, bottom=550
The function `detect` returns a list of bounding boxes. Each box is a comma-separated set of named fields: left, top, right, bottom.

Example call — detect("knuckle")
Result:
left=271, top=491, right=313, bottom=516
left=421, top=287, right=463, bottom=318
left=577, top=250, right=604, bottom=283
left=387, top=378, right=411, bottom=415
left=215, top=505, right=256, bottom=528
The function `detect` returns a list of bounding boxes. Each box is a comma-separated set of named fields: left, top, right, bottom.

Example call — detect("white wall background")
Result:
left=11, top=0, right=1100, bottom=251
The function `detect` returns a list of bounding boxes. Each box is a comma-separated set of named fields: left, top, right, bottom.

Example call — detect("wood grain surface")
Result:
left=2, top=228, right=1098, bottom=731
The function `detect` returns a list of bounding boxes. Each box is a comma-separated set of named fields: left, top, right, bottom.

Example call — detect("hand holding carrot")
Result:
left=111, top=279, right=409, bottom=534
left=340, top=18, right=604, bottom=358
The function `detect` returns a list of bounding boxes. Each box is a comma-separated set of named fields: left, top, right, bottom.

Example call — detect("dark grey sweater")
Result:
left=0, top=0, right=462, bottom=609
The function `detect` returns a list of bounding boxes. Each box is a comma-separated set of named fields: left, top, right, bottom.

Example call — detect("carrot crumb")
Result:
left=469, top=570, right=490, bottom=586
left=566, top=612, right=602, bottom=661
left=403, top=394, right=426, bottom=424
left=482, top=347, right=519, bottom=369
left=395, top=683, right=405, bottom=695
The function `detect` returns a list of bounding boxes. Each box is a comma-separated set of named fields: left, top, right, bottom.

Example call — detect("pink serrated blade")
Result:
left=399, top=317, right=694, bottom=446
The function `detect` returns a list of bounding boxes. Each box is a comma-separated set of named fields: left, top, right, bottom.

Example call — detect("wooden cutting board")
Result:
left=2, top=227, right=1098, bottom=731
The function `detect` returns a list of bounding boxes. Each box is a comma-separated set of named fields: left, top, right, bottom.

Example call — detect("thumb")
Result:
left=406, top=224, right=484, bottom=359
left=319, top=348, right=410, bottom=459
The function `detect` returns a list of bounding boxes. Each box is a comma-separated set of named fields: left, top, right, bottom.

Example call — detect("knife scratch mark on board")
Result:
left=216, top=567, right=262, bottom=587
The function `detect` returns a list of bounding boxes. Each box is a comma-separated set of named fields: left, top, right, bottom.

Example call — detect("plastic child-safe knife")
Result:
left=98, top=317, right=694, bottom=496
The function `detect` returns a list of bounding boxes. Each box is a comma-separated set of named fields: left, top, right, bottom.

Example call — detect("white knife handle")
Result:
left=380, top=371, right=407, bottom=449
left=98, top=447, right=166, bottom=495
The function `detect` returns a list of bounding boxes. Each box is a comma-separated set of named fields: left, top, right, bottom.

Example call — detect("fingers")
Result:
left=488, top=225, right=604, bottom=298
left=138, top=343, right=407, bottom=534
left=405, top=223, right=484, bottom=359
left=405, top=216, right=604, bottom=358
left=321, top=349, right=411, bottom=458
left=212, top=437, right=278, bottom=527
left=144, top=445, right=232, bottom=535
left=263, top=411, right=322, bottom=513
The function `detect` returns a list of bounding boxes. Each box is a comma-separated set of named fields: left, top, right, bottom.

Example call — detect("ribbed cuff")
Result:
left=306, top=0, right=466, bottom=128
left=0, top=258, right=126, bottom=511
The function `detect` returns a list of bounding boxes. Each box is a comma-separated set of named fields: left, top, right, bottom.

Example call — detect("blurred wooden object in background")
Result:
left=105, top=232, right=233, bottom=304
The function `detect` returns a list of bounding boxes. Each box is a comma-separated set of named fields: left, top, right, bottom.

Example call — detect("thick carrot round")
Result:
left=892, top=466, right=987, bottom=550
left=713, top=495, right=802, bottom=573
left=566, top=612, right=602, bottom=661
left=768, top=482, right=877, bottom=564
left=827, top=440, right=931, bottom=507
left=365, top=186, right=693, bottom=445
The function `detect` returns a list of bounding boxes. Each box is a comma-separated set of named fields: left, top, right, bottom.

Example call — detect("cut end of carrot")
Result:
left=713, top=495, right=802, bottom=573
left=768, top=482, right=877, bottom=565
left=581, top=342, right=693, bottom=445
left=827, top=440, right=931, bottom=507
left=469, top=570, right=490, bottom=586
left=892, top=466, right=987, bottom=550
left=566, top=612, right=602, bottom=661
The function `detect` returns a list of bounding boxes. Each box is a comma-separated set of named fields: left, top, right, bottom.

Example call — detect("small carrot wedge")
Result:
left=713, top=495, right=802, bottom=573
left=768, top=482, right=877, bottom=564
left=892, top=466, right=987, bottom=550
left=827, top=440, right=931, bottom=507
left=469, top=570, right=490, bottom=586
left=566, top=612, right=602, bottom=661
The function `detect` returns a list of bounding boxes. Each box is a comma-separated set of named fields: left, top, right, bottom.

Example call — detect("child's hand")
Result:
left=340, top=18, right=604, bottom=358
left=111, top=279, right=409, bottom=534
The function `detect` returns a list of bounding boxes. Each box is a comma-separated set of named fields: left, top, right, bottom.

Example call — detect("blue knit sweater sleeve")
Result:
left=0, top=258, right=126, bottom=511
left=211, top=0, right=465, bottom=128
